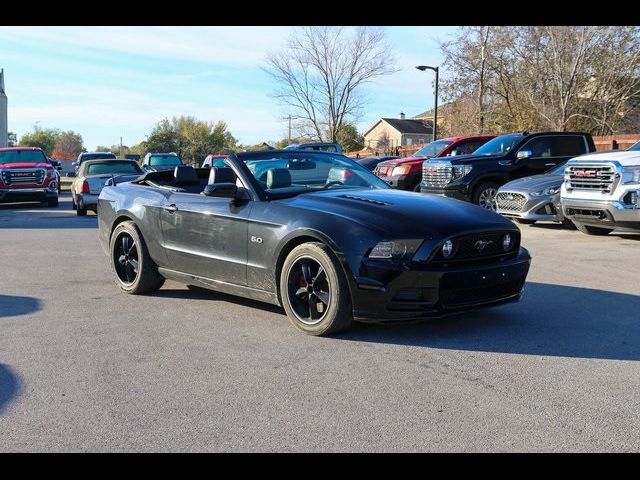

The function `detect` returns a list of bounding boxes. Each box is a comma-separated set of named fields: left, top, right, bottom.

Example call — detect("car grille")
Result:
left=0, top=169, right=45, bottom=185
left=565, top=163, right=616, bottom=193
left=422, top=163, right=452, bottom=188
left=496, top=192, right=527, bottom=212
left=430, top=231, right=519, bottom=264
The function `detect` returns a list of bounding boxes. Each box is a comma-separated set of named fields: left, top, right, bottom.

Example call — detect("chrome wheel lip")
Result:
left=478, top=188, right=498, bottom=211
left=286, top=254, right=331, bottom=326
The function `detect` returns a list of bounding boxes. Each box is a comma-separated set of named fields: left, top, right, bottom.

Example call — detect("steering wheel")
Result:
left=323, top=181, right=344, bottom=189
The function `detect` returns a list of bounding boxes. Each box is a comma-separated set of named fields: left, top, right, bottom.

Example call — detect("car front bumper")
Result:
left=351, top=247, right=531, bottom=323
left=0, top=187, right=58, bottom=203
left=376, top=173, right=418, bottom=190
left=496, top=191, right=564, bottom=222
left=561, top=197, right=640, bottom=230
left=419, top=185, right=471, bottom=202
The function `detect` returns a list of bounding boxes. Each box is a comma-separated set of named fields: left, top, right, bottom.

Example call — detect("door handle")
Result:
left=164, top=204, right=178, bottom=213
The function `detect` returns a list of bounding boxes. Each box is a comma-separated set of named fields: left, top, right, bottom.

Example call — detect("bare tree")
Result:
left=265, top=27, right=396, bottom=142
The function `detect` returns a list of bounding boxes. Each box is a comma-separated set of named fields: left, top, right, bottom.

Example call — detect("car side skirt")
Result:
left=157, top=267, right=280, bottom=306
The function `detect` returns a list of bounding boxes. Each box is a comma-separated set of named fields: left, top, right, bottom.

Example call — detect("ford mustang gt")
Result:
left=97, top=150, right=531, bottom=336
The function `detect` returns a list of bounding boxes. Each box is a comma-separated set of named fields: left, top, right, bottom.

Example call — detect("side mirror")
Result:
left=517, top=150, right=532, bottom=160
left=203, top=183, right=238, bottom=198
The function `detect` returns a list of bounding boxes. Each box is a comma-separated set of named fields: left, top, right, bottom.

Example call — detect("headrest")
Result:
left=266, top=168, right=291, bottom=189
left=208, top=166, right=237, bottom=185
left=174, top=165, right=199, bottom=185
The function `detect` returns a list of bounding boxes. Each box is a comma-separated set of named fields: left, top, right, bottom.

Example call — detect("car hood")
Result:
left=500, top=174, right=563, bottom=192
left=445, top=153, right=505, bottom=164
left=280, top=188, right=517, bottom=238
left=378, top=156, right=426, bottom=167
left=0, top=162, right=52, bottom=169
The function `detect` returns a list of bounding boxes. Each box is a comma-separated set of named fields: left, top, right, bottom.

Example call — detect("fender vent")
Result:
left=339, top=195, right=390, bottom=206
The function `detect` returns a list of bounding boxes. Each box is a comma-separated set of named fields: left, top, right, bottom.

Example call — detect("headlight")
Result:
left=502, top=233, right=513, bottom=251
left=391, top=165, right=411, bottom=176
left=622, top=167, right=640, bottom=184
left=369, top=239, right=424, bottom=261
left=452, top=164, right=472, bottom=180
left=46, top=168, right=56, bottom=179
left=530, top=186, right=560, bottom=196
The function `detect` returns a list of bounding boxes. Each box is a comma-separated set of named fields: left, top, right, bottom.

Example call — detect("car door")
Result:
left=515, top=135, right=589, bottom=178
left=160, top=191, right=252, bottom=285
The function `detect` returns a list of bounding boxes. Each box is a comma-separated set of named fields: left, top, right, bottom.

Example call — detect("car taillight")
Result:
left=82, top=180, right=90, bottom=193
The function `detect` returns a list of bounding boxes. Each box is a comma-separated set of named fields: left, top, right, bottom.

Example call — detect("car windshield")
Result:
left=86, top=161, right=142, bottom=175
left=149, top=155, right=182, bottom=166
left=413, top=140, right=453, bottom=158
left=82, top=153, right=116, bottom=162
left=0, top=150, right=47, bottom=164
left=243, top=152, right=390, bottom=198
left=472, top=134, right=522, bottom=156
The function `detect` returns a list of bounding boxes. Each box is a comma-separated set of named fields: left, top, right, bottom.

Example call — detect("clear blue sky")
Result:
left=0, top=26, right=456, bottom=150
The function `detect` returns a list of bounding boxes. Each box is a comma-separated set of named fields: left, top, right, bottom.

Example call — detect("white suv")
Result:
left=561, top=146, right=640, bottom=235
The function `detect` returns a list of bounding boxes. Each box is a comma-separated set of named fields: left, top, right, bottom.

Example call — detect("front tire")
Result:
left=472, top=182, right=500, bottom=211
left=280, top=242, right=353, bottom=336
left=574, top=223, right=613, bottom=236
left=47, top=197, right=59, bottom=208
left=110, top=220, right=165, bottom=294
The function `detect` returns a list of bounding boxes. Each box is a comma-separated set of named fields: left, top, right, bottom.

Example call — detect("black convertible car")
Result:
left=97, top=150, right=531, bottom=336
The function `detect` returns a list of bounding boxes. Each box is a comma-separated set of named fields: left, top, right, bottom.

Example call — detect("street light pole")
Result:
left=416, top=65, right=439, bottom=142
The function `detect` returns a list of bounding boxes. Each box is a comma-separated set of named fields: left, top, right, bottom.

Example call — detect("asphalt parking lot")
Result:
left=1, top=193, right=639, bottom=452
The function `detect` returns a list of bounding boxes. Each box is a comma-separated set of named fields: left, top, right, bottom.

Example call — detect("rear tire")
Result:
left=280, top=242, right=353, bottom=336
left=574, top=223, right=613, bottom=236
left=562, top=218, right=577, bottom=230
left=110, top=220, right=165, bottom=294
left=472, top=182, right=500, bottom=211
left=515, top=218, right=536, bottom=225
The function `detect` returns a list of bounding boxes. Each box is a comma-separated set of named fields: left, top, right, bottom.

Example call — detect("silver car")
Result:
left=71, top=159, right=143, bottom=216
left=496, top=163, right=573, bottom=226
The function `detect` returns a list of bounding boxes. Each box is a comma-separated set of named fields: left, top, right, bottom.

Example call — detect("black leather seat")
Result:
left=266, top=168, right=291, bottom=189
left=173, top=166, right=202, bottom=193
left=208, top=166, right=237, bottom=184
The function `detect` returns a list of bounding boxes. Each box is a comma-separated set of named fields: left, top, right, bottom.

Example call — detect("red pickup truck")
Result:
left=0, top=147, right=60, bottom=207
left=373, top=135, right=495, bottom=191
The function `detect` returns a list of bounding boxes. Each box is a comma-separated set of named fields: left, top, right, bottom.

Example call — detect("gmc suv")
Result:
left=0, top=147, right=61, bottom=207
left=374, top=135, right=494, bottom=191
left=420, top=131, right=596, bottom=210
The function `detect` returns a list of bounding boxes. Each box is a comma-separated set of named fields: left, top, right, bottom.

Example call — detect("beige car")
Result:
left=71, top=159, right=143, bottom=216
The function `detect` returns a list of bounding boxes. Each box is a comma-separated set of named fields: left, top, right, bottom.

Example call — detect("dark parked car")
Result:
left=420, top=131, right=596, bottom=210
left=356, top=155, right=399, bottom=171
left=72, top=151, right=117, bottom=175
left=375, top=136, right=494, bottom=191
left=141, top=152, right=184, bottom=172
left=97, top=150, right=531, bottom=336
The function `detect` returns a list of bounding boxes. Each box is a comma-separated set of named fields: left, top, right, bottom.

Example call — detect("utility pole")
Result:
left=416, top=65, right=440, bottom=142
left=120, top=136, right=123, bottom=158
left=287, top=115, right=292, bottom=142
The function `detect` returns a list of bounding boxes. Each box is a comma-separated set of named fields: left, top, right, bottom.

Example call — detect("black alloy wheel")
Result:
left=113, top=231, right=139, bottom=285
